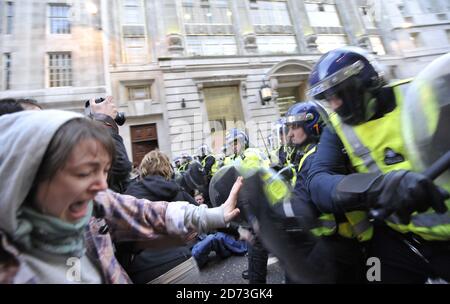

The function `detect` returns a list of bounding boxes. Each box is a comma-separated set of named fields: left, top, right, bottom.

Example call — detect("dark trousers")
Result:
left=368, top=224, right=450, bottom=283
left=248, top=236, right=269, bottom=284
left=284, top=235, right=366, bottom=284
left=125, top=247, right=192, bottom=284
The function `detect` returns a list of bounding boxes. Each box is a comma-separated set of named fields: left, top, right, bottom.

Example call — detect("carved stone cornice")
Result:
left=184, top=24, right=234, bottom=35
left=254, top=25, right=294, bottom=35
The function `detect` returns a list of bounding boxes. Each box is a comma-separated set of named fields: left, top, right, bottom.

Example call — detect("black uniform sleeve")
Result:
left=306, top=127, right=351, bottom=214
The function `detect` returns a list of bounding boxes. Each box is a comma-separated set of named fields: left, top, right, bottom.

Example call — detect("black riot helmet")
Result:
left=308, top=46, right=386, bottom=125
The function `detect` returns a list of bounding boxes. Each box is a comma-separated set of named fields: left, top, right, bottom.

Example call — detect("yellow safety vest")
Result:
left=224, top=148, right=270, bottom=169
left=300, top=146, right=371, bottom=241
left=177, top=162, right=189, bottom=173
left=201, top=154, right=219, bottom=176
left=330, top=79, right=450, bottom=241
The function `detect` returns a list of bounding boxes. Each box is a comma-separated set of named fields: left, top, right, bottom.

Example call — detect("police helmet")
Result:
left=196, top=144, right=212, bottom=158
left=225, top=128, right=249, bottom=148
left=180, top=152, right=192, bottom=162
left=308, top=46, right=386, bottom=125
left=285, top=101, right=324, bottom=137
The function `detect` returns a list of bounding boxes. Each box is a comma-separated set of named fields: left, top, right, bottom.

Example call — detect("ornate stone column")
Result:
left=161, top=0, right=185, bottom=56
left=336, top=0, right=369, bottom=49
left=294, top=0, right=320, bottom=52
left=231, top=0, right=257, bottom=55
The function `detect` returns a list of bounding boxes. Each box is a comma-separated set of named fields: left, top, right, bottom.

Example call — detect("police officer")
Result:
left=223, top=128, right=269, bottom=168
left=307, top=46, right=450, bottom=283
left=285, top=102, right=323, bottom=210
left=177, top=152, right=192, bottom=174
left=195, top=144, right=218, bottom=180
left=283, top=101, right=367, bottom=283
left=222, top=128, right=271, bottom=283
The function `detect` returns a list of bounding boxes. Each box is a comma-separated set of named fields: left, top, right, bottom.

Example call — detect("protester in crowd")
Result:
left=0, top=98, right=42, bottom=116
left=118, top=150, right=199, bottom=284
left=194, top=190, right=206, bottom=205
left=0, top=110, right=242, bottom=283
left=0, top=98, right=24, bottom=116
left=190, top=190, right=247, bottom=269
left=87, top=96, right=132, bottom=193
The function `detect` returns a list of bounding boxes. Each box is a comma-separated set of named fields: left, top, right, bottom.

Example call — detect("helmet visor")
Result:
left=308, top=60, right=365, bottom=100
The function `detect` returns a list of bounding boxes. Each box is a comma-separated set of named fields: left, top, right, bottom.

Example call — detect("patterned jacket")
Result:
left=0, top=190, right=201, bottom=284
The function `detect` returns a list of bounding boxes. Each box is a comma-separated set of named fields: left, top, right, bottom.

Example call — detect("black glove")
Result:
left=370, top=170, right=449, bottom=224
left=332, top=170, right=449, bottom=224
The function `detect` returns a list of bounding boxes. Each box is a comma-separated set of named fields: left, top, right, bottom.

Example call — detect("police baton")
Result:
left=422, top=150, right=450, bottom=180
left=257, top=128, right=273, bottom=163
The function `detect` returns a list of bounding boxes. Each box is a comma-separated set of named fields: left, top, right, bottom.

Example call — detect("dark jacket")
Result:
left=120, top=174, right=197, bottom=283
left=292, top=144, right=321, bottom=217
left=306, top=127, right=352, bottom=214
left=93, top=113, right=132, bottom=193
left=125, top=175, right=197, bottom=205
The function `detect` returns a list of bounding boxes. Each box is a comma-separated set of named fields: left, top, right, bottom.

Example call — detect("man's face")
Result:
left=326, top=95, right=344, bottom=112
left=195, top=195, right=205, bottom=205
left=232, top=140, right=243, bottom=154
left=287, top=125, right=307, bottom=146
left=34, top=139, right=111, bottom=223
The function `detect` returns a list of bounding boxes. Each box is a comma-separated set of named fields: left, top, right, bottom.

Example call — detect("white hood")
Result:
left=0, top=110, right=83, bottom=236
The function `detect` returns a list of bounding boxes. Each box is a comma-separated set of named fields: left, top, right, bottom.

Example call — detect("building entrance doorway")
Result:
left=130, top=123, right=158, bottom=167
left=203, top=86, right=245, bottom=153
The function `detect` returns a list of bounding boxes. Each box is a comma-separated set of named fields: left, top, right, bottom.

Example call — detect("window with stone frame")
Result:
left=3, top=53, right=11, bottom=90
left=182, top=0, right=232, bottom=25
left=186, top=35, right=237, bottom=56
left=121, top=0, right=148, bottom=63
left=48, top=52, right=72, bottom=87
left=249, top=0, right=292, bottom=26
left=5, top=1, right=14, bottom=34
left=316, top=34, right=348, bottom=53
left=304, top=2, right=342, bottom=27
left=256, top=35, right=298, bottom=54
left=122, top=0, right=145, bottom=24
left=123, top=37, right=148, bottom=63
left=418, top=0, right=447, bottom=14
left=48, top=3, right=71, bottom=34
left=127, top=84, right=152, bottom=101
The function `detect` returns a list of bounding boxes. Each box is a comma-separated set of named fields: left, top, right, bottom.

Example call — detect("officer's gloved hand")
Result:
left=370, top=170, right=449, bottom=224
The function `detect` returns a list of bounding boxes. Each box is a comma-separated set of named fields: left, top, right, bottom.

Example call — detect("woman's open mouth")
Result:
left=68, top=201, right=90, bottom=222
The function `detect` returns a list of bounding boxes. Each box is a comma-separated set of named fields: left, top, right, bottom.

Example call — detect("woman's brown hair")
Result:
left=139, top=150, right=174, bottom=180
left=35, top=118, right=115, bottom=183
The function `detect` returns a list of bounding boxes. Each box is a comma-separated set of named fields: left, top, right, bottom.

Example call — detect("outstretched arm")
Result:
left=94, top=177, right=243, bottom=241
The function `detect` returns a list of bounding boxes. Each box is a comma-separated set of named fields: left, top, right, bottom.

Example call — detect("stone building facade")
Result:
left=1, top=0, right=449, bottom=165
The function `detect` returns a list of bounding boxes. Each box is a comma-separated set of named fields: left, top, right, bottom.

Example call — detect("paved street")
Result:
left=198, top=253, right=285, bottom=284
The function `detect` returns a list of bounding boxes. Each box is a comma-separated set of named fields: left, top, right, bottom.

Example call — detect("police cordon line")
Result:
left=170, top=48, right=450, bottom=284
